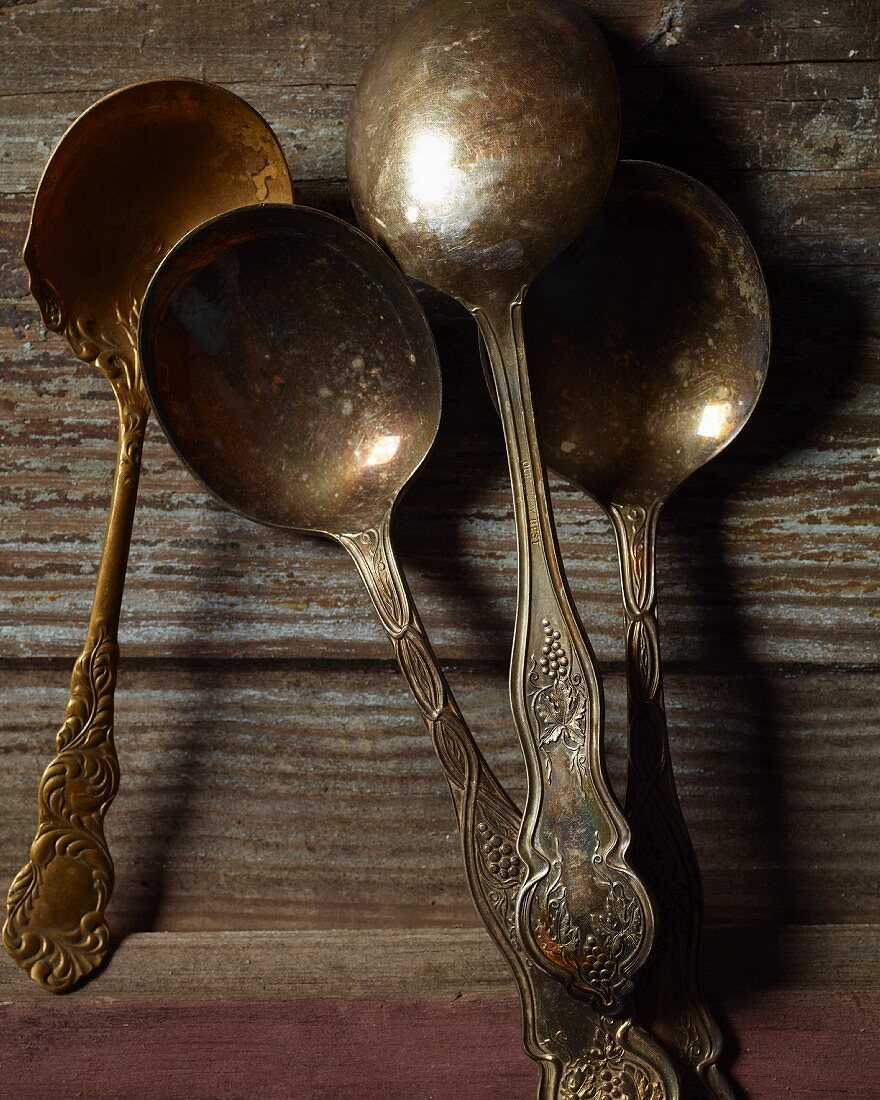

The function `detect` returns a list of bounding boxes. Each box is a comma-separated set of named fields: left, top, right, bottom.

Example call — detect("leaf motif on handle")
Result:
left=520, top=614, right=653, bottom=1003
left=5, top=237, right=158, bottom=993
left=398, top=630, right=444, bottom=719
left=530, top=619, right=589, bottom=778
left=532, top=832, right=646, bottom=1011
left=4, top=626, right=119, bottom=992
left=433, top=713, right=469, bottom=792
left=30, top=275, right=66, bottom=334
left=340, top=527, right=406, bottom=634
left=342, top=520, right=677, bottom=1094
left=29, top=232, right=162, bottom=410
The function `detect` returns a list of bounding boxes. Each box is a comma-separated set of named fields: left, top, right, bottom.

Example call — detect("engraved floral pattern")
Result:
left=3, top=627, right=119, bottom=991
left=531, top=618, right=589, bottom=778
left=525, top=618, right=650, bottom=1007
left=560, top=1017, right=668, bottom=1100
left=533, top=833, right=646, bottom=1009
left=5, top=238, right=158, bottom=992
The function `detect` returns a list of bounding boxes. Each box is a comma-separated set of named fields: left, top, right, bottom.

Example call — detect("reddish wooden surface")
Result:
left=2, top=926, right=877, bottom=1098
left=1, top=989, right=877, bottom=1099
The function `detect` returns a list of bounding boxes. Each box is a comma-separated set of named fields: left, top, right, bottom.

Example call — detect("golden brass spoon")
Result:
left=5, top=79, right=293, bottom=993
left=347, top=0, right=654, bottom=1010
left=523, top=160, right=770, bottom=1098
left=138, top=203, right=679, bottom=1099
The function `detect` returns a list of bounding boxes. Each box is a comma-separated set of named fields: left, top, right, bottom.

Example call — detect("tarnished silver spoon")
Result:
left=347, top=0, right=654, bottom=1012
left=524, top=160, right=770, bottom=1098
left=5, top=79, right=292, bottom=992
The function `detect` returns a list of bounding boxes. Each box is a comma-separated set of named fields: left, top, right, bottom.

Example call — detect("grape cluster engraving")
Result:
left=342, top=518, right=673, bottom=1094
left=559, top=1017, right=667, bottom=1100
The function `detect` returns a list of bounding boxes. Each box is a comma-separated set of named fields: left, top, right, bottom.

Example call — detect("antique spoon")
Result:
left=347, top=0, right=654, bottom=1009
left=5, top=79, right=293, bottom=993
left=523, top=160, right=770, bottom=1097
left=138, top=202, right=679, bottom=1099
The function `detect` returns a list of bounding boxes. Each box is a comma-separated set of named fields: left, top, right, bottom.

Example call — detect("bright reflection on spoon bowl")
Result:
left=139, top=204, right=440, bottom=538
left=527, top=160, right=770, bottom=509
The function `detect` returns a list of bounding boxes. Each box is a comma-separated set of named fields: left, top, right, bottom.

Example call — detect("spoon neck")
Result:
left=607, top=500, right=664, bottom=707
left=473, top=299, right=586, bottom=642
left=607, top=501, right=663, bottom=625
left=87, top=400, right=149, bottom=634
left=607, top=500, right=673, bottom=797
left=472, top=298, right=554, bottom=568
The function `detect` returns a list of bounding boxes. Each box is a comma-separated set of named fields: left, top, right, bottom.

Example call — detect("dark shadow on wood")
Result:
left=593, top=21, right=873, bottom=1097
left=109, top=635, right=209, bottom=937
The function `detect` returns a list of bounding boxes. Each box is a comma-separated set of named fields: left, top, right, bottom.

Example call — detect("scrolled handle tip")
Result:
left=4, top=853, right=112, bottom=993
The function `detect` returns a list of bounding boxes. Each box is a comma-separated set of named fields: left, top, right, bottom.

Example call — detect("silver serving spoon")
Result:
left=347, top=0, right=654, bottom=1011
left=523, top=160, right=770, bottom=1098
left=138, top=202, right=679, bottom=1099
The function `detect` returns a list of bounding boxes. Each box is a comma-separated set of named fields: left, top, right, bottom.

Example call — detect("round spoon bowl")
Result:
left=24, top=78, right=293, bottom=339
left=139, top=204, right=441, bottom=535
left=346, top=0, right=620, bottom=305
left=138, top=196, right=682, bottom=1100
left=527, top=160, right=771, bottom=507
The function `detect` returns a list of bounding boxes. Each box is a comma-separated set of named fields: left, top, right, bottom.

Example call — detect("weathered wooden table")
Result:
left=0, top=1, right=877, bottom=1096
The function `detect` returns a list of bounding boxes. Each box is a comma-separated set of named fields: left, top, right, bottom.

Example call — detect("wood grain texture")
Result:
left=0, top=1, right=877, bottom=1092
left=0, top=0, right=876, bottom=98
left=0, top=269, right=877, bottom=664
left=0, top=5, right=876, bottom=667
left=0, top=928, right=877, bottom=1098
left=2, top=925, right=876, bottom=1001
left=2, top=989, right=877, bottom=1099
left=0, top=663, right=876, bottom=930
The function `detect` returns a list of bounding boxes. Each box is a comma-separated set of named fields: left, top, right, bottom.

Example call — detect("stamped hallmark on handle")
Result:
left=521, top=460, right=541, bottom=543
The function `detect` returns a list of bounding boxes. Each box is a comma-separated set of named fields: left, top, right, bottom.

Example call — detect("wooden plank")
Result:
left=0, top=0, right=875, bottom=103
left=1, top=664, right=877, bottom=930
left=1, top=64, right=876, bottom=194
left=0, top=264, right=876, bottom=665
left=1, top=925, right=875, bottom=1001
left=1, top=989, right=877, bottom=1099
left=0, top=928, right=877, bottom=1099
left=710, top=170, right=879, bottom=268
left=619, top=61, right=879, bottom=174
left=610, top=0, right=880, bottom=66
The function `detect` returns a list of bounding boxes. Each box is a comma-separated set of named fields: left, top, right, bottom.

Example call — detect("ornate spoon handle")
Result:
left=473, top=298, right=654, bottom=1009
left=609, top=502, right=734, bottom=1100
left=340, top=514, right=679, bottom=1098
left=4, top=381, right=149, bottom=993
